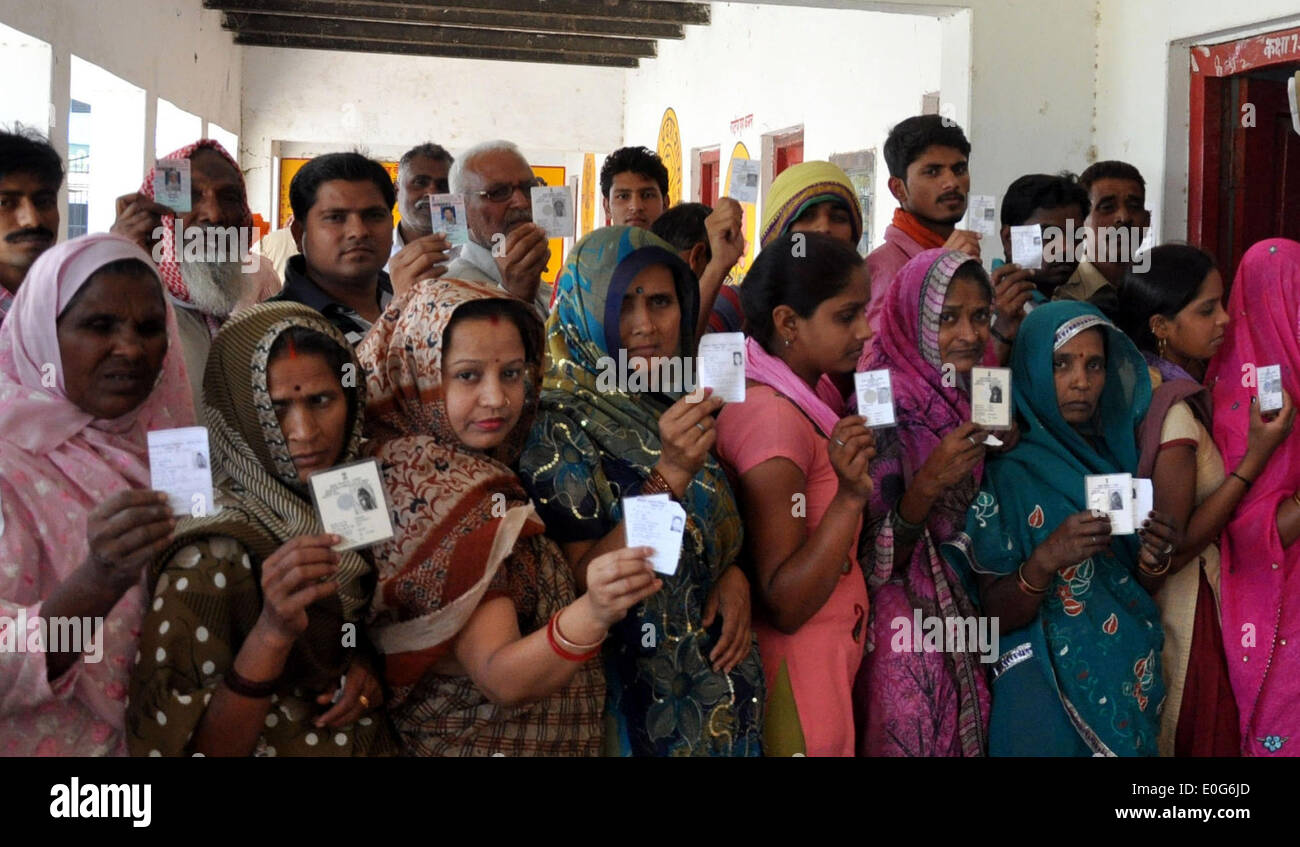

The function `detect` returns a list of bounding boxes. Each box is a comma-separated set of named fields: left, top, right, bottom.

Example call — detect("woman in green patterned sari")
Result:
left=944, top=301, right=1179, bottom=756
left=518, top=226, right=764, bottom=756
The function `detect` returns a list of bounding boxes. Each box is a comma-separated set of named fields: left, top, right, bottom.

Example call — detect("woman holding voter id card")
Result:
left=359, top=278, right=654, bottom=757
left=128, top=302, right=396, bottom=756
left=945, top=302, right=1178, bottom=756
left=854, top=248, right=997, bottom=758
left=1120, top=244, right=1295, bottom=757
left=1204, top=238, right=1300, bottom=757
left=714, top=231, right=874, bottom=757
left=520, top=227, right=764, bottom=757
left=0, top=233, right=195, bottom=756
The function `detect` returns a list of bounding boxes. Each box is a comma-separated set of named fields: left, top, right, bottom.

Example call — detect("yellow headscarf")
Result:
left=760, top=160, right=863, bottom=247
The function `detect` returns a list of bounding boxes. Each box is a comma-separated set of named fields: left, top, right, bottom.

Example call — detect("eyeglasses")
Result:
left=474, top=178, right=545, bottom=203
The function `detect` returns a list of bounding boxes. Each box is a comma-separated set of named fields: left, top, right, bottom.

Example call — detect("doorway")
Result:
left=1190, top=26, right=1300, bottom=280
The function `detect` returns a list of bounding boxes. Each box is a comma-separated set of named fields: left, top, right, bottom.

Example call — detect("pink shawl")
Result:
left=1205, top=237, right=1300, bottom=756
left=743, top=335, right=845, bottom=437
left=0, top=233, right=194, bottom=755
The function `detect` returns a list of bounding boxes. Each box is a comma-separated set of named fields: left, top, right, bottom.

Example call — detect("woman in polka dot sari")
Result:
left=126, top=302, right=396, bottom=756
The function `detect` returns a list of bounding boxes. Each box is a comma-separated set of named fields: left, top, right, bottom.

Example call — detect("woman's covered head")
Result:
left=1053, top=325, right=1106, bottom=426
left=937, top=259, right=993, bottom=374
left=440, top=296, right=539, bottom=451
left=741, top=231, right=870, bottom=375
left=56, top=256, right=168, bottom=420
left=266, top=325, right=356, bottom=484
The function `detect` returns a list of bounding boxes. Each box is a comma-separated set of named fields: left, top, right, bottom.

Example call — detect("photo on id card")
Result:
left=308, top=458, right=395, bottom=551
left=970, top=366, right=1011, bottom=430
left=1084, top=473, right=1134, bottom=535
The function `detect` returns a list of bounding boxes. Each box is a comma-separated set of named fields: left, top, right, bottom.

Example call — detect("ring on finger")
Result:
left=832, top=437, right=846, bottom=447
left=695, top=421, right=708, bottom=433
left=966, top=435, right=977, bottom=446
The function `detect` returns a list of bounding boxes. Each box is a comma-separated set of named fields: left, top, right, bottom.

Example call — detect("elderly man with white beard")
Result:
left=111, top=139, right=278, bottom=407
left=445, top=140, right=552, bottom=315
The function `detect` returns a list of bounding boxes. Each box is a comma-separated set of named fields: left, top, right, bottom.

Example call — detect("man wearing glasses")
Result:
left=446, top=140, right=552, bottom=315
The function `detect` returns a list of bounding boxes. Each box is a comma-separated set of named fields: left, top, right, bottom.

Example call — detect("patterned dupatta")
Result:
left=356, top=278, right=604, bottom=756
left=945, top=301, right=1164, bottom=756
left=858, top=248, right=990, bottom=756
left=518, top=227, right=763, bottom=757
left=155, top=301, right=372, bottom=619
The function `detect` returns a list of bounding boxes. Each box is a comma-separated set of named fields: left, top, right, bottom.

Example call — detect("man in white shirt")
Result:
left=386, top=142, right=455, bottom=296
left=446, top=140, right=551, bottom=315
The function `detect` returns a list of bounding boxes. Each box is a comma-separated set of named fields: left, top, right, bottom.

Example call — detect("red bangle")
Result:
left=546, top=613, right=601, bottom=662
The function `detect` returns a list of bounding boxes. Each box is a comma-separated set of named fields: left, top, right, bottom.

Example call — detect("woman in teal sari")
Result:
left=519, top=226, right=764, bottom=756
left=945, top=302, right=1178, bottom=756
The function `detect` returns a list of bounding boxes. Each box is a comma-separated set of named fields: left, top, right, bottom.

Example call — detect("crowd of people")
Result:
left=0, top=112, right=1296, bottom=757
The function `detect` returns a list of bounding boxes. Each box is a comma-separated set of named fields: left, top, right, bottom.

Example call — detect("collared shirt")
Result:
left=1053, top=259, right=1119, bottom=320
left=446, top=239, right=551, bottom=318
left=864, top=223, right=927, bottom=334
left=270, top=255, right=393, bottom=345
left=0, top=285, right=14, bottom=327
left=384, top=223, right=408, bottom=274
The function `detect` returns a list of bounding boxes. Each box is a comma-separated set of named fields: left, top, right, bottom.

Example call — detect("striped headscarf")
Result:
left=760, top=160, right=863, bottom=248
left=139, top=139, right=253, bottom=328
left=154, top=301, right=373, bottom=621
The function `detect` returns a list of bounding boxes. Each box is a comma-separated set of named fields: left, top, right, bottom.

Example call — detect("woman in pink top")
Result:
left=715, top=232, right=875, bottom=756
left=0, top=234, right=194, bottom=756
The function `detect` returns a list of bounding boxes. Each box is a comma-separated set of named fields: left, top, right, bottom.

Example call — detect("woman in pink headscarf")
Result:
left=0, top=233, right=195, bottom=756
left=853, top=248, right=995, bottom=756
left=1206, top=238, right=1300, bottom=756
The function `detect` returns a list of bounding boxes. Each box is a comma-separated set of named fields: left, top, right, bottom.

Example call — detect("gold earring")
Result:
left=1157, top=336, right=1167, bottom=358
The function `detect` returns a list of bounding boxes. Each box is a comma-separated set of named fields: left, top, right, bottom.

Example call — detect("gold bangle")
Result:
left=1016, top=562, right=1050, bottom=595
left=1139, top=555, right=1172, bottom=577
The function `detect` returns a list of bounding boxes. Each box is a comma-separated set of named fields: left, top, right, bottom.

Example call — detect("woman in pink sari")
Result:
left=854, top=248, right=995, bottom=756
left=0, top=234, right=194, bottom=755
left=1206, top=238, right=1300, bottom=756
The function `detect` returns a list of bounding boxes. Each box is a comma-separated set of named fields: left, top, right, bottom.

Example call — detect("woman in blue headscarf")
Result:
left=518, top=226, right=763, bottom=756
left=945, top=301, right=1178, bottom=756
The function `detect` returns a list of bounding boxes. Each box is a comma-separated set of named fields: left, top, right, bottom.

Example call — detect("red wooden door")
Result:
left=1189, top=27, right=1300, bottom=280
left=775, top=140, right=804, bottom=176
left=700, top=149, right=720, bottom=206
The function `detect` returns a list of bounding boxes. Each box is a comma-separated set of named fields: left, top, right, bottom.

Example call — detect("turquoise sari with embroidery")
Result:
left=944, top=302, right=1164, bottom=756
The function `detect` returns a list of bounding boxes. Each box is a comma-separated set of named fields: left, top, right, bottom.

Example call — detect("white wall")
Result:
left=624, top=2, right=943, bottom=252
left=1095, top=0, right=1300, bottom=242
left=240, top=46, right=626, bottom=221
left=0, top=21, right=52, bottom=132
left=716, top=0, right=1097, bottom=260
left=0, top=0, right=240, bottom=231
left=0, top=0, right=241, bottom=161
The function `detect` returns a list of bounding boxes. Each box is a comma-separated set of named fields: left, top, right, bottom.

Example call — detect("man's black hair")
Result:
left=883, top=115, right=971, bottom=181
left=600, top=146, right=670, bottom=202
left=0, top=126, right=64, bottom=188
left=1000, top=172, right=1091, bottom=227
left=1079, top=160, right=1145, bottom=193
left=290, top=152, right=395, bottom=219
left=650, top=202, right=711, bottom=254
